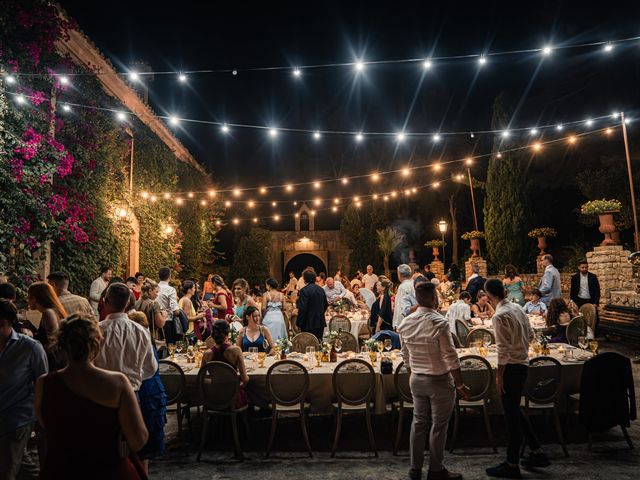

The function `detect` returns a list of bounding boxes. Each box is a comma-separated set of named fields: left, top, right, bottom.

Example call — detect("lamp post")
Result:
left=438, top=220, right=448, bottom=270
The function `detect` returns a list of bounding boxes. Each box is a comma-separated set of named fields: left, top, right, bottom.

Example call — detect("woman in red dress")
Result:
left=35, top=314, right=148, bottom=480
left=210, top=274, right=235, bottom=320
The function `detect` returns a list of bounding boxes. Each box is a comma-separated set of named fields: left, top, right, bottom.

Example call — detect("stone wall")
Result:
left=586, top=245, right=634, bottom=304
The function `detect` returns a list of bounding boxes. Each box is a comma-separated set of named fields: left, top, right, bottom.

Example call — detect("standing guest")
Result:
left=89, top=267, right=112, bottom=315
left=202, top=274, right=215, bottom=301
left=297, top=267, right=313, bottom=291
left=0, top=299, right=48, bottom=480
left=0, top=283, right=33, bottom=336
left=94, top=283, right=157, bottom=392
left=179, top=280, right=205, bottom=335
left=523, top=289, right=547, bottom=316
left=188, top=278, right=203, bottom=312
left=27, top=282, right=67, bottom=349
left=125, top=277, right=140, bottom=301
left=538, top=254, right=562, bottom=307
left=295, top=270, right=328, bottom=341
left=362, top=265, right=379, bottom=291
left=445, top=292, right=472, bottom=332
left=236, top=306, right=275, bottom=354
left=484, top=279, right=549, bottom=478
left=446, top=263, right=461, bottom=290
left=350, top=269, right=364, bottom=288
left=393, top=264, right=415, bottom=329
left=570, top=260, right=601, bottom=308
left=397, top=282, right=469, bottom=480
left=503, top=265, right=525, bottom=306
left=323, top=276, right=348, bottom=305
left=546, top=298, right=572, bottom=344
left=157, top=267, right=181, bottom=341
left=423, top=264, right=436, bottom=281
left=401, top=276, right=430, bottom=317
left=135, top=280, right=167, bottom=350
left=333, top=269, right=343, bottom=282
left=233, top=278, right=258, bottom=319
left=316, top=272, right=327, bottom=287
left=471, top=291, right=495, bottom=322
left=211, top=274, right=235, bottom=320
left=370, top=279, right=393, bottom=333
left=97, top=277, right=124, bottom=321
left=47, top=271, right=94, bottom=319
left=464, top=264, right=485, bottom=303
left=262, top=278, right=288, bottom=342
left=284, top=271, right=298, bottom=297
left=134, top=272, right=145, bottom=299
left=35, top=315, right=147, bottom=479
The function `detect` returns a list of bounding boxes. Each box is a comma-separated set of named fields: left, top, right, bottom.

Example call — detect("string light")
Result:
left=5, top=75, right=16, bottom=84
left=496, top=152, right=503, bottom=158
left=273, top=215, right=280, bottom=221
left=433, top=163, right=442, bottom=171
left=355, top=133, right=364, bottom=142
left=59, top=75, right=69, bottom=85
left=478, top=55, right=487, bottom=66
left=271, top=201, right=277, bottom=207
left=423, top=59, right=432, bottom=70
left=232, top=218, right=239, bottom=225
left=501, top=130, right=511, bottom=138
left=373, top=194, right=379, bottom=200
left=354, top=60, right=365, bottom=72
left=333, top=198, right=340, bottom=204
left=221, top=123, right=230, bottom=133
left=176, top=198, right=184, bottom=205
left=433, top=134, right=441, bottom=142
left=269, top=128, right=278, bottom=138
left=163, top=193, right=171, bottom=199
left=15, top=94, right=25, bottom=104
left=208, top=190, right=216, bottom=197
left=465, top=158, right=473, bottom=166
left=568, top=135, right=577, bottom=144
left=604, top=42, right=614, bottom=52
left=128, top=71, right=140, bottom=82
left=402, top=168, right=410, bottom=177
left=285, top=184, right=293, bottom=192
left=606, top=127, right=613, bottom=135
left=371, top=173, right=380, bottom=182
left=433, top=182, right=440, bottom=188
left=332, top=206, right=338, bottom=212
left=253, top=217, right=258, bottom=223
left=532, top=142, right=542, bottom=151
left=200, top=200, right=207, bottom=206
left=168, top=115, right=180, bottom=126
left=555, top=124, right=563, bottom=131
left=341, top=178, right=349, bottom=185
left=411, top=187, right=417, bottom=193
left=314, top=198, right=322, bottom=206
left=233, top=188, right=241, bottom=197
left=247, top=201, right=255, bottom=208
left=187, top=192, right=194, bottom=198
left=179, top=73, right=187, bottom=82
left=150, top=195, right=157, bottom=202
left=585, top=118, right=593, bottom=127
left=293, top=68, right=301, bottom=77
left=542, top=45, right=553, bottom=56
left=225, top=200, right=231, bottom=207
left=529, top=128, right=539, bottom=136
left=396, top=132, right=406, bottom=142
left=312, top=181, right=321, bottom=189
left=353, top=196, right=360, bottom=202
left=313, top=131, right=321, bottom=140
left=259, top=187, right=267, bottom=194
left=116, top=111, right=127, bottom=121
left=62, top=104, right=71, bottom=112
left=141, top=192, right=149, bottom=199
left=215, top=220, right=222, bottom=226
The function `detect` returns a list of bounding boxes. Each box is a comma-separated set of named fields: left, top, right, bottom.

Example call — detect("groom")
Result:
left=295, top=269, right=328, bottom=341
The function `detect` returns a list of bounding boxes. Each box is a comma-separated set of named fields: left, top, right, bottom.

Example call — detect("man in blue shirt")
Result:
left=0, top=299, right=49, bottom=480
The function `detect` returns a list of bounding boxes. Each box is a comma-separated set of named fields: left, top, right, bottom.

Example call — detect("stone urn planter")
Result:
left=598, top=211, right=619, bottom=246
left=470, top=238, right=481, bottom=258
left=432, top=246, right=440, bottom=261
left=537, top=236, right=547, bottom=255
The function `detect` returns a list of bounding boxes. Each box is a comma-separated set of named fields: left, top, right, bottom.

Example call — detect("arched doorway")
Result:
left=284, top=253, right=326, bottom=279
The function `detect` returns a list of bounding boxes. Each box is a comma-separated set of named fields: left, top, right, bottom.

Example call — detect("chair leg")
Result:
left=331, top=407, right=343, bottom=458
left=553, top=407, right=569, bottom=457
left=300, top=408, right=313, bottom=457
left=197, top=412, right=210, bottom=462
left=241, top=411, right=250, bottom=440
left=365, top=406, right=378, bottom=457
left=231, top=412, right=243, bottom=461
left=483, top=404, right=497, bottom=453
left=266, top=410, right=278, bottom=458
left=394, top=407, right=404, bottom=455
left=176, top=403, right=184, bottom=447
left=588, top=433, right=593, bottom=450
left=621, top=426, right=634, bottom=449
left=449, top=405, right=459, bottom=454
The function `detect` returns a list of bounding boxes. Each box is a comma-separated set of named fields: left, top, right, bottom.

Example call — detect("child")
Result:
left=523, top=288, right=547, bottom=316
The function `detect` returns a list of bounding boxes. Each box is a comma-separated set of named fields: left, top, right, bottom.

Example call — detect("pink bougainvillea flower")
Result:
left=55, top=152, right=74, bottom=177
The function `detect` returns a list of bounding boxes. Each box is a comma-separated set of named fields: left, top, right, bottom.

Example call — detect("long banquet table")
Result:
left=167, top=343, right=592, bottom=416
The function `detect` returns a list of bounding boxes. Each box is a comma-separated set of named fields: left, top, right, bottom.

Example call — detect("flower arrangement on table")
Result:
left=527, top=227, right=557, bottom=238
left=441, top=288, right=456, bottom=305
left=424, top=239, right=446, bottom=248
left=332, top=297, right=349, bottom=313
left=276, top=337, right=292, bottom=355
left=364, top=338, right=381, bottom=352
left=323, top=330, right=339, bottom=346
left=580, top=199, right=622, bottom=216
left=461, top=230, right=485, bottom=240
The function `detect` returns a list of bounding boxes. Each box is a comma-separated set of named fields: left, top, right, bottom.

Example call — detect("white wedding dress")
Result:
left=262, top=292, right=288, bottom=342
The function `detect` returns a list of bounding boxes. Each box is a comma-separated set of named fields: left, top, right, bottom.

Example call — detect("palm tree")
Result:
left=376, top=227, right=405, bottom=279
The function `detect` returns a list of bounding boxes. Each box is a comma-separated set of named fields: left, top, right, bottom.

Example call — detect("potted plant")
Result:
left=527, top=227, right=557, bottom=255
left=461, top=231, right=485, bottom=257
left=580, top=199, right=623, bottom=246
left=424, top=239, right=445, bottom=261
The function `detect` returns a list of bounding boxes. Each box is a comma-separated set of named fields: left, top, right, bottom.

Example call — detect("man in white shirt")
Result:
left=94, top=283, right=157, bottom=391
left=362, top=265, right=378, bottom=291
left=322, top=277, right=347, bottom=305
left=398, top=281, right=469, bottom=480
left=393, top=264, right=414, bottom=328
left=156, top=267, right=180, bottom=317
left=89, top=266, right=111, bottom=315
left=444, top=292, right=472, bottom=333
left=297, top=267, right=314, bottom=291
left=484, top=279, right=549, bottom=478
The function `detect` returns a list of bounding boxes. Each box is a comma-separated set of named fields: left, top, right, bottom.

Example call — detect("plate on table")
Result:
left=288, top=352, right=302, bottom=359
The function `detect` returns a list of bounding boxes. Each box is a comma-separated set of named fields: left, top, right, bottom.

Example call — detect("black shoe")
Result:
left=427, top=468, right=463, bottom=480
left=486, top=462, right=522, bottom=479
left=409, top=468, right=422, bottom=480
left=521, top=451, right=551, bottom=468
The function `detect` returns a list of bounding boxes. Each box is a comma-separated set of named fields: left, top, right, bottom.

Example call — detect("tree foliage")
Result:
left=340, top=203, right=390, bottom=275
left=230, top=228, right=272, bottom=287
left=376, top=227, right=405, bottom=278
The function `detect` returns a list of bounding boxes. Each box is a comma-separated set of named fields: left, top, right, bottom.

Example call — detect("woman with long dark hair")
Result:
left=370, top=278, right=393, bottom=333
left=503, top=264, right=525, bottom=306
left=546, top=298, right=571, bottom=343
left=261, top=278, right=288, bottom=342
left=27, top=282, right=68, bottom=348
left=236, top=306, right=275, bottom=354
left=210, top=274, right=235, bottom=320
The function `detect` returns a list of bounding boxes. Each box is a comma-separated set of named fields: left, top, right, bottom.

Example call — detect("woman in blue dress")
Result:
left=261, top=278, right=289, bottom=342
left=503, top=264, right=526, bottom=306
left=232, top=278, right=258, bottom=320
left=236, top=306, right=275, bottom=354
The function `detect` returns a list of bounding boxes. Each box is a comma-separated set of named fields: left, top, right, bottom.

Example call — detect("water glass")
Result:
left=306, top=346, right=316, bottom=370
left=578, top=336, right=588, bottom=350
left=384, top=339, right=392, bottom=352
left=334, top=339, right=343, bottom=353
left=249, top=347, right=258, bottom=365
left=483, top=334, right=491, bottom=348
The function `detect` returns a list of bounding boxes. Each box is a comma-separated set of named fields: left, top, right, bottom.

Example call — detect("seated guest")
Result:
left=370, top=279, right=393, bottom=333
left=179, top=280, right=205, bottom=335
left=350, top=270, right=364, bottom=288
left=27, top=282, right=68, bottom=349
left=546, top=298, right=571, bottom=343
left=35, top=315, right=148, bottom=479
left=47, top=271, right=95, bottom=319
left=523, top=289, right=547, bottom=316
left=471, top=291, right=495, bottom=323
left=323, top=276, right=347, bottom=305
left=445, top=292, right=472, bottom=332
left=316, top=272, right=326, bottom=287
left=236, top=306, right=275, bottom=354
left=203, top=321, right=249, bottom=408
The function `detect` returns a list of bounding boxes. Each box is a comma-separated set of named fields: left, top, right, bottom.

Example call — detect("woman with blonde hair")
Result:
left=27, top=281, right=67, bottom=348
left=35, top=314, right=148, bottom=479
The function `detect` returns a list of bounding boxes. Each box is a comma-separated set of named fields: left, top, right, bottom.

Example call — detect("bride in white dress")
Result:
left=261, top=278, right=288, bottom=342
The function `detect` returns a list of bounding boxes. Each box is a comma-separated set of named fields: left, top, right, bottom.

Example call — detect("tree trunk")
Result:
left=384, top=254, right=391, bottom=279
left=449, top=194, right=459, bottom=265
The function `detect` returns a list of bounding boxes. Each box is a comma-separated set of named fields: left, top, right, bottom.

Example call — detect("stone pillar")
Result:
left=586, top=245, right=634, bottom=304
left=536, top=255, right=545, bottom=275
left=465, top=257, right=488, bottom=282
left=430, top=260, right=444, bottom=276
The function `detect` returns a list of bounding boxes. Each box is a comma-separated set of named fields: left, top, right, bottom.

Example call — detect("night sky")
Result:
left=59, top=0, right=640, bottom=237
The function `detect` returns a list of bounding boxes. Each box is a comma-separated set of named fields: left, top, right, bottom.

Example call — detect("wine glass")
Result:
left=588, top=340, right=598, bottom=354
left=384, top=339, right=392, bottom=353
left=578, top=335, right=588, bottom=351
left=334, top=339, right=343, bottom=353
left=377, top=341, right=384, bottom=353
left=483, top=334, right=492, bottom=349
left=168, top=343, right=176, bottom=359
left=249, top=347, right=258, bottom=365
left=186, top=346, right=195, bottom=363
left=175, top=341, right=184, bottom=355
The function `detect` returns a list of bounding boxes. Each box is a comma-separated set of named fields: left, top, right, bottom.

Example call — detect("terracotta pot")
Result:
left=470, top=238, right=481, bottom=258
left=432, top=246, right=440, bottom=260
left=598, top=212, right=618, bottom=246
left=537, top=236, right=547, bottom=255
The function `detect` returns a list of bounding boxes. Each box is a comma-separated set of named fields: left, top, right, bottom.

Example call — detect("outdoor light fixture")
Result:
left=208, top=190, right=216, bottom=197
left=585, top=118, right=593, bottom=127
left=555, top=124, right=563, bottom=131
left=438, top=220, right=448, bottom=267
left=371, top=173, right=380, bottom=182
left=175, top=198, right=184, bottom=205
left=273, top=215, right=280, bottom=221
left=259, top=187, right=267, bottom=194
left=342, top=178, right=349, bottom=185
left=253, top=217, right=258, bottom=223
left=62, top=104, right=71, bottom=112
left=187, top=192, right=194, bottom=198
left=221, top=124, right=229, bottom=133
left=332, top=206, right=338, bottom=212
left=542, top=46, right=553, bottom=56
left=532, top=142, right=542, bottom=151
left=465, top=158, right=473, bottom=166
left=247, top=201, right=255, bottom=208
left=402, top=168, right=410, bottom=177
left=224, top=200, right=231, bottom=207
left=433, top=182, right=440, bottom=188
left=433, top=163, right=442, bottom=171
left=15, top=94, right=25, bottom=104
left=285, top=184, right=293, bottom=192
left=354, top=60, right=365, bottom=72
left=313, top=181, right=321, bottom=189
left=232, top=218, right=239, bottom=225
left=313, top=131, right=321, bottom=140
left=128, top=71, right=140, bottom=82
left=568, top=136, right=577, bottom=144
left=501, top=130, right=510, bottom=138
left=233, top=188, right=241, bottom=196
left=355, top=133, right=364, bottom=142
left=271, top=201, right=277, bottom=207
left=269, top=128, right=278, bottom=138
left=423, top=59, right=432, bottom=70
left=178, top=73, right=187, bottom=82
left=168, top=116, right=180, bottom=126
left=5, top=75, right=16, bottom=84
left=59, top=75, right=69, bottom=85
left=604, top=42, right=614, bottom=52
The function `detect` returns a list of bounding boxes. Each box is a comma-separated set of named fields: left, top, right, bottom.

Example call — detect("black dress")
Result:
left=370, top=293, right=393, bottom=331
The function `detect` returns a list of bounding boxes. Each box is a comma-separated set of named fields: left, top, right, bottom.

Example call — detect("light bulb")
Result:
left=501, top=130, right=510, bottom=138
left=259, top=187, right=267, bottom=194
left=342, top=178, right=349, bottom=185
left=116, top=111, right=127, bottom=121
left=314, top=198, right=321, bottom=206
left=221, top=124, right=229, bottom=133
left=233, top=218, right=239, bottom=225
left=5, top=75, right=16, bottom=84
left=555, top=124, right=563, bottom=131
left=150, top=195, right=157, bottom=202
left=285, top=184, right=293, bottom=192
left=332, top=206, right=338, bottom=212
left=478, top=55, right=487, bottom=65
left=532, top=142, right=542, bottom=151
left=187, top=192, right=194, bottom=198
left=585, top=118, right=593, bottom=127
left=273, top=215, right=280, bottom=221
left=253, top=217, right=258, bottom=223
left=178, top=73, right=187, bottom=82
left=402, top=168, right=410, bottom=177
left=15, top=94, right=26, bottom=104
left=272, top=201, right=277, bottom=207
left=200, top=200, right=207, bottom=206
left=62, top=104, right=71, bottom=112
left=293, top=68, right=301, bottom=77
left=433, top=182, right=440, bottom=188
left=225, top=201, right=231, bottom=207
left=269, top=128, right=278, bottom=138
left=423, top=59, right=432, bottom=70
left=496, top=152, right=503, bottom=158
left=129, top=71, right=139, bottom=82
left=163, top=193, right=171, bottom=199
left=176, top=198, right=184, bottom=205
left=355, top=133, right=364, bottom=142
left=248, top=201, right=255, bottom=208
left=371, top=173, right=380, bottom=182
left=313, top=131, right=321, bottom=140
left=542, top=46, right=552, bottom=56
left=529, top=128, right=538, bottom=136
left=313, top=181, right=321, bottom=189
left=233, top=188, right=241, bottom=197
left=604, top=42, right=614, bottom=52
left=59, top=75, right=69, bottom=85
left=568, top=136, right=577, bottom=144
left=208, top=190, right=216, bottom=197
left=354, top=61, right=365, bottom=72
left=433, top=134, right=441, bottom=142
left=396, top=132, right=406, bottom=142
left=433, top=163, right=442, bottom=171
left=169, top=116, right=180, bottom=126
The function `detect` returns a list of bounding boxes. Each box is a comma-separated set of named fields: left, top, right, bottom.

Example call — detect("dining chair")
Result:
left=392, top=361, right=413, bottom=455
left=336, top=331, right=359, bottom=353
left=455, top=319, right=470, bottom=347
left=451, top=332, right=463, bottom=349
left=466, top=328, right=495, bottom=347
left=331, top=359, right=378, bottom=457
left=291, top=332, right=320, bottom=353
left=449, top=355, right=496, bottom=453
left=158, top=360, right=192, bottom=447
left=521, top=356, right=568, bottom=457
left=196, top=361, right=248, bottom=461
left=265, top=360, right=312, bottom=457
left=566, top=315, right=587, bottom=347
left=329, top=314, right=352, bottom=334
left=578, top=303, right=597, bottom=333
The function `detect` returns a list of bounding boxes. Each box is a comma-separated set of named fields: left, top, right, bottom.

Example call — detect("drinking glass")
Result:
left=249, top=347, right=258, bottom=365
left=483, top=334, right=492, bottom=348
left=377, top=341, right=384, bottom=353
left=306, top=346, right=316, bottom=370
left=368, top=351, right=377, bottom=365
left=578, top=336, right=588, bottom=350
left=315, top=350, right=323, bottom=367
left=384, top=339, right=392, bottom=352
left=186, top=345, right=195, bottom=363
left=175, top=341, right=184, bottom=355
left=588, top=340, right=598, bottom=354
left=168, top=343, right=176, bottom=359
left=334, top=339, right=343, bottom=353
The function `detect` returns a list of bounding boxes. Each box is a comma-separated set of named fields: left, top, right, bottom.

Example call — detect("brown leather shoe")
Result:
left=427, top=469, right=462, bottom=480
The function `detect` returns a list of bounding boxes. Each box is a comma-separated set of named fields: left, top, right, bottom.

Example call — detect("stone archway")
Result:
left=283, top=253, right=327, bottom=278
